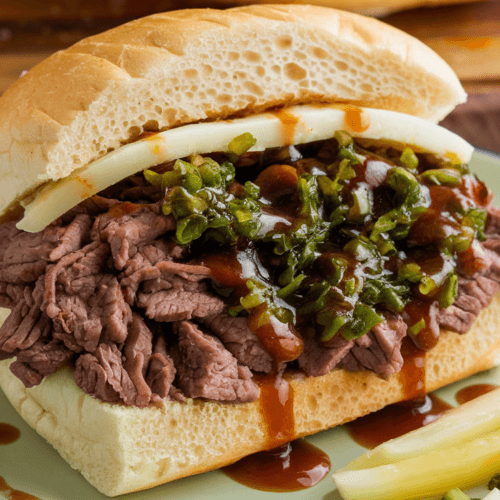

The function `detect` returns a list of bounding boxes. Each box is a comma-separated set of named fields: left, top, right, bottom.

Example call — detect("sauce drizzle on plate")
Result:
left=0, top=476, right=40, bottom=500
left=346, top=393, right=452, bottom=449
left=455, top=383, right=500, bottom=405
left=222, top=373, right=330, bottom=492
left=222, top=439, right=331, bottom=492
left=0, top=423, right=20, bottom=445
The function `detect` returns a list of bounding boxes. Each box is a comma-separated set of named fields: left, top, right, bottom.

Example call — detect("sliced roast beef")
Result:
left=92, top=204, right=175, bottom=270
left=61, top=195, right=121, bottom=221
left=9, top=340, right=73, bottom=388
left=123, top=313, right=155, bottom=407
left=0, top=261, right=48, bottom=284
left=137, top=287, right=225, bottom=322
left=202, top=313, right=273, bottom=373
left=49, top=214, right=92, bottom=261
left=1, top=223, right=64, bottom=264
left=0, top=280, right=50, bottom=356
left=1, top=215, right=92, bottom=270
left=438, top=275, right=500, bottom=334
left=56, top=243, right=110, bottom=299
left=438, top=305, right=476, bottom=334
left=43, top=240, right=102, bottom=318
left=52, top=275, right=132, bottom=353
left=75, top=335, right=179, bottom=407
left=146, top=335, right=184, bottom=402
left=486, top=206, right=500, bottom=236
left=119, top=242, right=191, bottom=304
left=135, top=260, right=221, bottom=322
left=341, top=315, right=407, bottom=377
left=0, top=221, right=17, bottom=262
left=298, top=326, right=354, bottom=377
left=74, top=344, right=133, bottom=404
left=171, top=321, right=259, bottom=403
left=0, top=282, right=25, bottom=308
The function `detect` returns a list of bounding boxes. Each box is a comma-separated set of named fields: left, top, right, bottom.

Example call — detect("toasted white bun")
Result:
left=1, top=293, right=500, bottom=497
left=0, top=4, right=466, bottom=224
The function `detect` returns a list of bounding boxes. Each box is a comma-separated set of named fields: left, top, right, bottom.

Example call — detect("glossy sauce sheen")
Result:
left=256, top=373, right=295, bottom=448
left=399, top=337, right=426, bottom=399
left=0, top=423, right=20, bottom=445
left=222, top=439, right=331, bottom=492
left=272, top=109, right=300, bottom=146
left=342, top=105, right=370, bottom=133
left=0, top=477, right=40, bottom=500
left=201, top=251, right=303, bottom=363
left=346, top=393, right=452, bottom=449
left=456, top=384, right=500, bottom=405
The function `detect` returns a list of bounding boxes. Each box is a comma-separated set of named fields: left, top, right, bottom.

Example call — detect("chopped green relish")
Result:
left=144, top=132, right=491, bottom=349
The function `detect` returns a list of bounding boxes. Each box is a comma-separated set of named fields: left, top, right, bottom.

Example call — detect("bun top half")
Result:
left=0, top=4, right=466, bottom=221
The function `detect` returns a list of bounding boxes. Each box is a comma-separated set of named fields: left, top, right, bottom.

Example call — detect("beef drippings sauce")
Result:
left=0, top=423, right=20, bottom=445
left=0, top=477, right=40, bottom=500
left=347, top=382, right=500, bottom=449
left=455, top=383, right=500, bottom=405
left=346, top=393, right=452, bottom=449
left=222, top=439, right=331, bottom=492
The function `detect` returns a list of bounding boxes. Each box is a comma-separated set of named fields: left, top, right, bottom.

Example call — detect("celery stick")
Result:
left=333, top=428, right=500, bottom=500
left=484, top=490, right=500, bottom=500
left=341, top=388, right=500, bottom=471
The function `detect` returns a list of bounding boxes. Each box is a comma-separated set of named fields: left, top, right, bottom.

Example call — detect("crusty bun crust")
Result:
left=1, top=292, right=500, bottom=497
left=0, top=4, right=465, bottom=223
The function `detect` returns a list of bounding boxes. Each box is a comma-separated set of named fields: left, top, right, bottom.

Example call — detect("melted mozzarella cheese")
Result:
left=17, top=105, right=473, bottom=233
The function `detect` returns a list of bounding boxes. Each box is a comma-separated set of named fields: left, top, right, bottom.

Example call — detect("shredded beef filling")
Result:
left=1, top=137, right=499, bottom=407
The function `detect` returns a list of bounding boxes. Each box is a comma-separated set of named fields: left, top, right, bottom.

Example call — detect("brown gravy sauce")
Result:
left=0, top=477, right=40, bottom=500
left=456, top=383, right=500, bottom=405
left=201, top=250, right=303, bottom=363
left=0, top=423, right=20, bottom=445
left=222, top=439, right=331, bottom=492
left=222, top=373, right=330, bottom=491
left=342, top=105, right=370, bottom=133
left=346, top=393, right=452, bottom=449
left=272, top=109, right=300, bottom=146
left=399, top=337, right=426, bottom=400
left=256, top=373, right=296, bottom=448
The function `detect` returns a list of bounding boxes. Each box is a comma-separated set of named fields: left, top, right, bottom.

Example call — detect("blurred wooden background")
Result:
left=0, top=0, right=499, bottom=152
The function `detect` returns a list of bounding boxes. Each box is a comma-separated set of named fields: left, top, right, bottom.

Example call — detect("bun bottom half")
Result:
left=1, top=294, right=500, bottom=497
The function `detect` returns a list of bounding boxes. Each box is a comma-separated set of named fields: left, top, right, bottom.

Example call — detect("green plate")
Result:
left=1, top=148, right=500, bottom=500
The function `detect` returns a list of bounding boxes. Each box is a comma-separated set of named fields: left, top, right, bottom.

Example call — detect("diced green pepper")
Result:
left=400, top=147, right=419, bottom=170
left=439, top=273, right=458, bottom=309
left=334, top=130, right=354, bottom=148
left=421, top=168, right=463, bottom=187
left=409, top=318, right=426, bottom=336
left=176, top=214, right=208, bottom=244
left=227, top=132, right=257, bottom=156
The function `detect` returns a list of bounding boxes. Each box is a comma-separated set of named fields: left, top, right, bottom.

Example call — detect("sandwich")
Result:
left=1, top=4, right=500, bottom=497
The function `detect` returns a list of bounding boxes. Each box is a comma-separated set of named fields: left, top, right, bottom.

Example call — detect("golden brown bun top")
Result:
left=0, top=4, right=466, bottom=220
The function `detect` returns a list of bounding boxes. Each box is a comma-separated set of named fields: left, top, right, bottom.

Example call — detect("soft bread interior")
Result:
left=0, top=4, right=466, bottom=223
left=1, top=293, right=500, bottom=497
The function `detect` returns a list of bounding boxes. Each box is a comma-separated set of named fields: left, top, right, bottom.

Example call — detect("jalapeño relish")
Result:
left=144, top=132, right=491, bottom=355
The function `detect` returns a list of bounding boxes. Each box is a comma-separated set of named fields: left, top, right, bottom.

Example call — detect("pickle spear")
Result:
left=340, top=388, right=500, bottom=472
left=333, top=428, right=500, bottom=500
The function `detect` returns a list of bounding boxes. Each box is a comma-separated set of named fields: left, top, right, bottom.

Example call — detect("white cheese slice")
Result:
left=17, top=104, right=474, bottom=233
